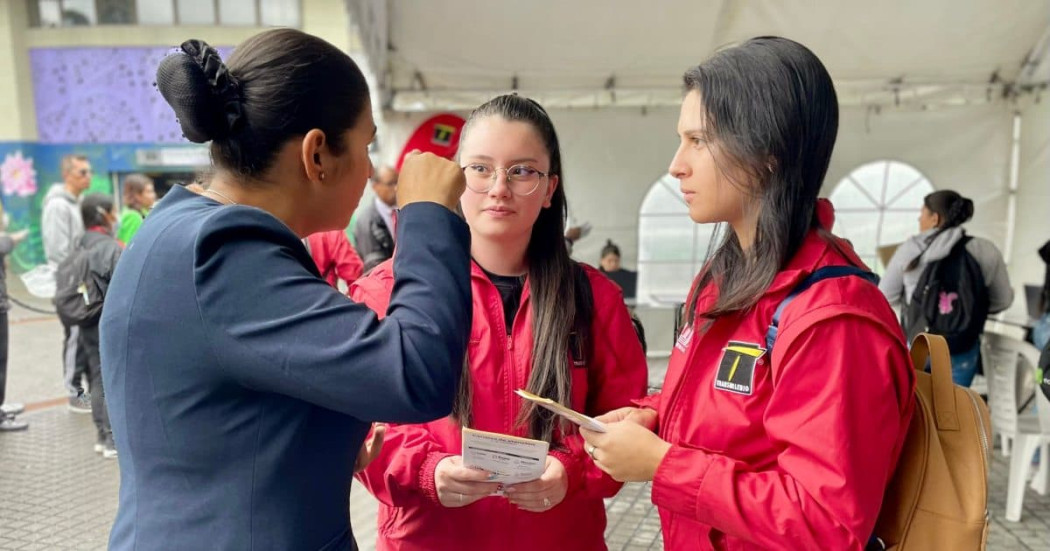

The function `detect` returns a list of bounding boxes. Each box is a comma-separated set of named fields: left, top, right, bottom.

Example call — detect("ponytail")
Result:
left=906, top=190, right=974, bottom=271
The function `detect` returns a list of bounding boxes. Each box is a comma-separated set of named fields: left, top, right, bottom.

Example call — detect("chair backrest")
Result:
left=982, top=332, right=1040, bottom=435
left=1037, top=380, right=1050, bottom=435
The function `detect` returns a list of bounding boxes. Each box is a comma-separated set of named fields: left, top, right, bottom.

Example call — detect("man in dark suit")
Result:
left=354, top=166, right=398, bottom=274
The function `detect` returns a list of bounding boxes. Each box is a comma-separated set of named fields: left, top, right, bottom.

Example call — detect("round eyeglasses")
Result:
left=461, top=163, right=549, bottom=196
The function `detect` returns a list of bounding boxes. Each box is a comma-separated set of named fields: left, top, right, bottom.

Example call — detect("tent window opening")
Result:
left=636, top=174, right=724, bottom=306
left=829, top=160, right=934, bottom=272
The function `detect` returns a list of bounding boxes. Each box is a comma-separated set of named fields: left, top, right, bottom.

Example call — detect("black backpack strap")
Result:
left=765, top=266, right=880, bottom=351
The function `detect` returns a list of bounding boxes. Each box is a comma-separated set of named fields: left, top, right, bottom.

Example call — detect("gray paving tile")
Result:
left=2, top=307, right=1050, bottom=550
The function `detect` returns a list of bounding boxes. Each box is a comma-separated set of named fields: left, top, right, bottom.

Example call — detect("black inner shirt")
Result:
left=480, top=266, right=526, bottom=333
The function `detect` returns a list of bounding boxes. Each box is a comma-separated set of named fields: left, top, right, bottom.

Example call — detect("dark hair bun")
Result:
left=156, top=40, right=243, bottom=143
left=958, top=197, right=975, bottom=224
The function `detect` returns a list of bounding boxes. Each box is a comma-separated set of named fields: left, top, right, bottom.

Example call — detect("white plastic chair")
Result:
left=982, top=332, right=1050, bottom=522
left=984, top=333, right=1036, bottom=457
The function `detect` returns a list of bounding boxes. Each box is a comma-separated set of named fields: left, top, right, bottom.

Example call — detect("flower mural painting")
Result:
left=1, top=152, right=38, bottom=198
left=0, top=148, right=46, bottom=272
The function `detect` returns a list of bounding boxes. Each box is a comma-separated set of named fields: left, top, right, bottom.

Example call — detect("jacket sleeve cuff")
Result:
left=630, top=394, right=661, bottom=431
left=651, top=444, right=715, bottom=522
left=549, top=447, right=585, bottom=495
left=632, top=391, right=660, bottom=409
left=418, top=451, right=455, bottom=505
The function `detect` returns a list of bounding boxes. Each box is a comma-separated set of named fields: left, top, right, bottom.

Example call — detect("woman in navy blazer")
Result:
left=101, top=29, right=472, bottom=551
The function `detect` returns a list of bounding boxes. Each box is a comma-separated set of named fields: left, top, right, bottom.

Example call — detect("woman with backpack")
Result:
left=577, top=37, right=916, bottom=550
left=75, top=193, right=124, bottom=457
left=349, top=94, right=648, bottom=551
left=880, top=190, right=1014, bottom=386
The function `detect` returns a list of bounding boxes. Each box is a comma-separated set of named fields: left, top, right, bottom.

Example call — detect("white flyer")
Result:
left=461, top=427, right=549, bottom=484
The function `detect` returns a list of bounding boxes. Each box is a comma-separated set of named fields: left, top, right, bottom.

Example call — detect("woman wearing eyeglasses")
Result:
left=350, top=94, right=648, bottom=551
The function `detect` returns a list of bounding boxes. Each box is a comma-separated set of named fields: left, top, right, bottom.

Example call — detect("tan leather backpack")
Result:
left=872, top=333, right=991, bottom=550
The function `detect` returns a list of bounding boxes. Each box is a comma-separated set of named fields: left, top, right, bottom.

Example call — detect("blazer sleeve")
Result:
left=349, top=268, right=457, bottom=507
left=194, top=202, right=472, bottom=423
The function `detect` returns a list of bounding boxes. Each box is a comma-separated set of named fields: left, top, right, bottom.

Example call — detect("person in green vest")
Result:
left=117, top=174, right=157, bottom=245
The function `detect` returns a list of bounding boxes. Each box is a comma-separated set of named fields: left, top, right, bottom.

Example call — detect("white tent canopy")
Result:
left=352, top=0, right=1049, bottom=110
left=347, top=0, right=1049, bottom=325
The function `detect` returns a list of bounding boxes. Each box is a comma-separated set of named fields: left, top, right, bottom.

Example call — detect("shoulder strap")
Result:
left=765, top=266, right=880, bottom=351
left=953, top=234, right=973, bottom=254
left=923, top=234, right=974, bottom=284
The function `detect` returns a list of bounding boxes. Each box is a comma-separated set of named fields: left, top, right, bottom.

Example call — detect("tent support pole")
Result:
left=1003, top=111, right=1022, bottom=265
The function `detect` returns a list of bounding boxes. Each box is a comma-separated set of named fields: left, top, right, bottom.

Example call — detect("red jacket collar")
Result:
left=698, top=199, right=868, bottom=304
left=764, top=199, right=869, bottom=296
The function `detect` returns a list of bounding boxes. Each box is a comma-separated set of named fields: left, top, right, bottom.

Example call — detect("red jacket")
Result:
left=639, top=201, right=915, bottom=550
left=350, top=261, right=648, bottom=551
left=305, top=230, right=363, bottom=287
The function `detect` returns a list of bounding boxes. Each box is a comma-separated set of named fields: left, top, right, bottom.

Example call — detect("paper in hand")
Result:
left=461, top=428, right=548, bottom=484
left=515, top=389, right=607, bottom=433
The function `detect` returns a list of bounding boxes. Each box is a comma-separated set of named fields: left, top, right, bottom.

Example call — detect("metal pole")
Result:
left=1003, top=111, right=1022, bottom=265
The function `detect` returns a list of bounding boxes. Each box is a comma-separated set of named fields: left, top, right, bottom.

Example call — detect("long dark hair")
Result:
left=906, top=190, right=975, bottom=271
left=156, top=29, right=370, bottom=180
left=681, top=36, right=842, bottom=327
left=455, top=94, right=582, bottom=443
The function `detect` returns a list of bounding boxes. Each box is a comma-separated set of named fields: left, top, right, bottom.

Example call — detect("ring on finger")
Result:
left=542, top=497, right=551, bottom=508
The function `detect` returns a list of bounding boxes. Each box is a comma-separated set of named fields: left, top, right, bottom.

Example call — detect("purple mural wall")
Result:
left=3, top=46, right=232, bottom=270
left=30, top=46, right=233, bottom=144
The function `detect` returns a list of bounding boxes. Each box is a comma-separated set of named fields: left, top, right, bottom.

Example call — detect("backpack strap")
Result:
left=765, top=266, right=880, bottom=351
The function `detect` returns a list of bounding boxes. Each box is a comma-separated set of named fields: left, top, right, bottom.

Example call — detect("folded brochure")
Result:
left=461, top=427, right=548, bottom=484
left=514, top=389, right=607, bottom=433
